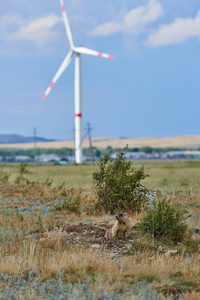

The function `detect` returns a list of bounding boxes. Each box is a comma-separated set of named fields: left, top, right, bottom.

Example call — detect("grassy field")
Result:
left=0, top=160, right=199, bottom=299
left=1, top=160, right=200, bottom=190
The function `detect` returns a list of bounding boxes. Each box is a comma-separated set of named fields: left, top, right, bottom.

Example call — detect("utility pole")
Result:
left=72, top=126, right=75, bottom=164
left=33, top=127, right=37, bottom=167
left=72, top=125, right=88, bottom=164
left=86, top=123, right=94, bottom=164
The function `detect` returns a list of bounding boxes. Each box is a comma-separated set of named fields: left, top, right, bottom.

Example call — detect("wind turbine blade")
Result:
left=42, top=51, right=73, bottom=101
left=60, top=0, right=74, bottom=48
left=74, top=47, right=113, bottom=59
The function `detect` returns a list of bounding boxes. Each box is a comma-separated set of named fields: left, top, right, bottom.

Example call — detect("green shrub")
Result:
left=92, top=149, right=153, bottom=214
left=0, top=170, right=10, bottom=183
left=18, top=163, right=29, bottom=178
left=138, top=198, right=187, bottom=243
left=54, top=188, right=82, bottom=214
left=15, top=163, right=29, bottom=184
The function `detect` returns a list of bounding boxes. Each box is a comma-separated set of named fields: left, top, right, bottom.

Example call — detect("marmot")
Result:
left=105, top=212, right=131, bottom=238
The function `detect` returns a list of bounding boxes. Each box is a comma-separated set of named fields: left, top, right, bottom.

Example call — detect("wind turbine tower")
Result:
left=42, top=0, right=113, bottom=164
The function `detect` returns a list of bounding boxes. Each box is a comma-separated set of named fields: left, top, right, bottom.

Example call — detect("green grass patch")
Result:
left=1, top=160, right=200, bottom=191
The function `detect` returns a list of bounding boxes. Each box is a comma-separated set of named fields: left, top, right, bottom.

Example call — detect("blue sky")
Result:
left=1, top=0, right=200, bottom=140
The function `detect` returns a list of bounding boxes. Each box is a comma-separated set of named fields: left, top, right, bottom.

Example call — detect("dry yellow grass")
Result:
left=0, top=172, right=199, bottom=298
left=1, top=135, right=200, bottom=149
left=0, top=237, right=199, bottom=298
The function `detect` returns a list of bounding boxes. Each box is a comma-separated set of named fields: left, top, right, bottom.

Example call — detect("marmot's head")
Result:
left=116, top=212, right=127, bottom=221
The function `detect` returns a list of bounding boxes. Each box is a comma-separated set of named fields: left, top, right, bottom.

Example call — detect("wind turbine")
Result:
left=42, top=0, right=113, bottom=164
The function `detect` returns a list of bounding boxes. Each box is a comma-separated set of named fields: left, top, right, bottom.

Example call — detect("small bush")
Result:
left=138, top=198, right=187, bottom=243
left=92, top=149, right=153, bottom=214
left=15, top=163, right=29, bottom=184
left=0, top=170, right=10, bottom=183
left=18, top=163, right=29, bottom=178
left=54, top=188, right=82, bottom=214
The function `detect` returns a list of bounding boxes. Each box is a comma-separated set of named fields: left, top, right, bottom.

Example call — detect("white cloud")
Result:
left=9, top=15, right=62, bottom=46
left=91, top=0, right=163, bottom=37
left=145, top=10, right=200, bottom=46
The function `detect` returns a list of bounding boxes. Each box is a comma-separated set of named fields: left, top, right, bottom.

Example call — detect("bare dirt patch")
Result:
left=62, top=222, right=136, bottom=254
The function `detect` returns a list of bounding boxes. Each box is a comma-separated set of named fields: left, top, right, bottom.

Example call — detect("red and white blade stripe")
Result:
left=42, top=82, right=55, bottom=101
left=42, top=51, right=73, bottom=101
left=60, top=0, right=74, bottom=48
left=74, top=47, right=113, bottom=59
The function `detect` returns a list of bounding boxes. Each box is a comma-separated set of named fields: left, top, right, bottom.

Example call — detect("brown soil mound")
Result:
left=62, top=222, right=135, bottom=254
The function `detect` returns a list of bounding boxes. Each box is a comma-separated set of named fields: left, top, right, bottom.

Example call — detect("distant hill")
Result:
left=0, top=134, right=56, bottom=144
left=0, top=135, right=200, bottom=149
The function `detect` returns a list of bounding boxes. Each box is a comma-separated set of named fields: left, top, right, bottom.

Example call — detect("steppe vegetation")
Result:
left=0, top=156, right=199, bottom=299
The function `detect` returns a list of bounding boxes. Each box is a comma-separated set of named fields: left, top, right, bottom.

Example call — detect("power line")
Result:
left=85, top=123, right=95, bottom=164
left=33, top=127, right=37, bottom=167
left=72, top=123, right=95, bottom=164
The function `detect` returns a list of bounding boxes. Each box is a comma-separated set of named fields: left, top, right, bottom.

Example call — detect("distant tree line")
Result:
left=0, top=148, right=74, bottom=159
left=0, top=146, right=197, bottom=159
